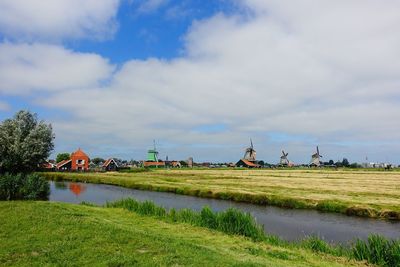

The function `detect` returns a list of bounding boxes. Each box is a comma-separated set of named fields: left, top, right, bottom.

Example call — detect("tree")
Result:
left=179, top=160, right=188, bottom=167
left=91, top=157, right=105, bottom=165
left=56, top=153, right=70, bottom=163
left=0, top=111, right=54, bottom=173
left=342, top=158, right=350, bottom=167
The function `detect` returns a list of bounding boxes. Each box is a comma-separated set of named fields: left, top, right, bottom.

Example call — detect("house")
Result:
left=235, top=159, right=260, bottom=168
left=56, top=148, right=89, bottom=171
left=40, top=160, right=56, bottom=171
left=143, top=161, right=165, bottom=167
left=56, top=159, right=72, bottom=171
left=170, top=161, right=181, bottom=168
left=103, top=158, right=119, bottom=171
left=71, top=148, right=89, bottom=171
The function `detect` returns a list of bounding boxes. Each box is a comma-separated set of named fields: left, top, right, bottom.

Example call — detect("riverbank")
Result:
left=0, top=201, right=365, bottom=266
left=42, top=169, right=400, bottom=220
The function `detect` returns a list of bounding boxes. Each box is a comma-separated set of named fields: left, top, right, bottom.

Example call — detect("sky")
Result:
left=0, top=0, right=399, bottom=164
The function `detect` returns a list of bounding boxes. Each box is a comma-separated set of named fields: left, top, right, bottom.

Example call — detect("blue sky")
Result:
left=0, top=0, right=400, bottom=164
left=67, top=1, right=238, bottom=62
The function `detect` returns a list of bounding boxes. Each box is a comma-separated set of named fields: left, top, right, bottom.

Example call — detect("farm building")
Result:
left=235, top=159, right=260, bottom=168
left=103, top=158, right=119, bottom=171
left=56, top=148, right=89, bottom=171
left=236, top=140, right=261, bottom=168
left=143, top=141, right=165, bottom=168
left=143, top=161, right=165, bottom=167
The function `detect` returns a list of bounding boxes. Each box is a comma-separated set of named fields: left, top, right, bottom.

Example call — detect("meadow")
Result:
left=0, top=201, right=368, bottom=267
left=43, top=168, right=400, bottom=220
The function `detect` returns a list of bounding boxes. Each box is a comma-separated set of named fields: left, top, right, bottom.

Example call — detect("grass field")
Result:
left=0, top=201, right=366, bottom=266
left=43, top=168, right=400, bottom=220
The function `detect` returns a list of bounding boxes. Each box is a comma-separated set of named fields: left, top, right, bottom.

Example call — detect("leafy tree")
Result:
left=91, top=157, right=105, bottom=165
left=180, top=160, right=188, bottom=167
left=342, top=158, right=350, bottom=167
left=0, top=111, right=54, bottom=173
left=328, top=160, right=334, bottom=165
left=349, top=163, right=359, bottom=168
left=56, top=153, right=70, bottom=163
left=335, top=161, right=343, bottom=167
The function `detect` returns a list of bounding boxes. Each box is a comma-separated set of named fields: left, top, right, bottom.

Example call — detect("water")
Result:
left=49, top=181, right=400, bottom=243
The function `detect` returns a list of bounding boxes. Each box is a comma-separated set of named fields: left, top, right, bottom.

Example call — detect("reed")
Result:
left=106, top=198, right=264, bottom=241
left=352, top=235, right=400, bottom=267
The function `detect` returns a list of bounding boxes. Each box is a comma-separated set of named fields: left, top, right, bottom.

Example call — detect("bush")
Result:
left=0, top=173, right=49, bottom=200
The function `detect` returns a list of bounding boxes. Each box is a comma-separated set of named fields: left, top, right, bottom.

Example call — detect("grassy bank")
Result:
left=0, top=201, right=364, bottom=267
left=42, top=169, right=400, bottom=220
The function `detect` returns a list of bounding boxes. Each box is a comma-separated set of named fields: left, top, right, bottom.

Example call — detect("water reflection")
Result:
left=68, top=183, right=86, bottom=196
left=54, top=181, right=67, bottom=190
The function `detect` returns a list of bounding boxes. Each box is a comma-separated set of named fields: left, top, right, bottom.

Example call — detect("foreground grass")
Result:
left=43, top=168, right=400, bottom=220
left=0, top=202, right=364, bottom=267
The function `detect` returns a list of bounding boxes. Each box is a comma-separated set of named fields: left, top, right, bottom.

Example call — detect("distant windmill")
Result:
left=310, top=146, right=322, bottom=166
left=243, top=139, right=256, bottom=162
left=147, top=140, right=159, bottom=162
left=280, top=150, right=289, bottom=166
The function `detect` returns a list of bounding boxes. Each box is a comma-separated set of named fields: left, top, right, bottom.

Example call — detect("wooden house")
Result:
left=103, top=158, right=119, bottom=171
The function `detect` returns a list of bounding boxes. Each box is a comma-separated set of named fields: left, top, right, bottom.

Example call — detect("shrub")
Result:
left=0, top=173, right=49, bottom=200
left=0, top=173, right=24, bottom=200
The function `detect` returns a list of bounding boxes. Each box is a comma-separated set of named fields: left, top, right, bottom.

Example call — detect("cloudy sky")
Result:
left=0, top=0, right=399, bottom=164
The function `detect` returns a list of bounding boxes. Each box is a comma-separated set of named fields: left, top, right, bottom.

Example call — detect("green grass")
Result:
left=0, top=201, right=364, bottom=267
left=42, top=169, right=400, bottom=220
left=106, top=198, right=265, bottom=241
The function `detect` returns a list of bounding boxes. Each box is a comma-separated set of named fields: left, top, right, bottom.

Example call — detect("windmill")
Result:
left=279, top=150, right=289, bottom=166
left=310, top=146, right=322, bottom=166
left=243, top=139, right=256, bottom=162
left=147, top=140, right=159, bottom=162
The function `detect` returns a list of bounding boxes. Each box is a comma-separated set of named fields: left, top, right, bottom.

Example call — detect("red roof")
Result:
left=71, top=148, right=89, bottom=159
left=143, top=161, right=165, bottom=167
left=103, top=158, right=118, bottom=167
left=56, top=159, right=72, bottom=169
left=237, top=159, right=260, bottom=167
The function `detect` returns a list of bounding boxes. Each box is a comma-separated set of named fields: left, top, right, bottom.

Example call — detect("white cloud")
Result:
left=2, top=0, right=400, bottom=162
left=0, top=43, right=114, bottom=94
left=135, top=0, right=169, bottom=14
left=0, top=0, right=120, bottom=41
left=0, top=101, right=10, bottom=111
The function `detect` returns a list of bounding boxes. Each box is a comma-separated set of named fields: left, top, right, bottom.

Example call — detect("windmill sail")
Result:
left=243, top=139, right=256, bottom=161
left=280, top=150, right=289, bottom=165
left=310, top=146, right=322, bottom=166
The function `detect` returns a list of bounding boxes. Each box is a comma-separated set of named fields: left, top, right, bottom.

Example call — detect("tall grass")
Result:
left=0, top=173, right=49, bottom=200
left=106, top=198, right=264, bottom=241
left=105, top=197, right=400, bottom=266
left=352, top=235, right=400, bottom=267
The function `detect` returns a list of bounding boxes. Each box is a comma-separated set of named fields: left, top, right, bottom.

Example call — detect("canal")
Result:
left=49, top=181, right=400, bottom=243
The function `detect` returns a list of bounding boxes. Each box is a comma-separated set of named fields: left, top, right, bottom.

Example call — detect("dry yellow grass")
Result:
left=43, top=168, right=400, bottom=220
